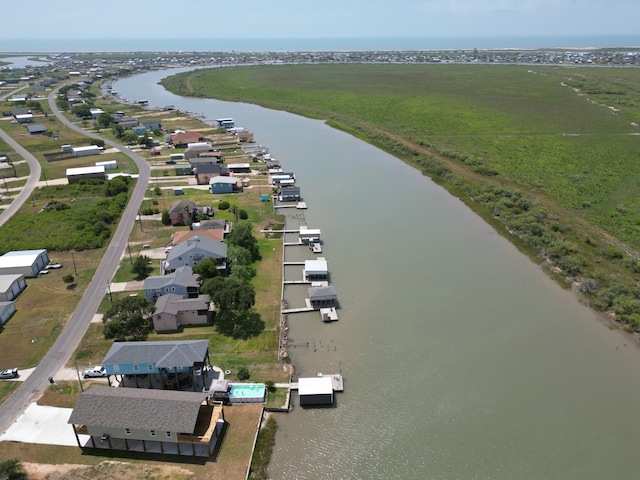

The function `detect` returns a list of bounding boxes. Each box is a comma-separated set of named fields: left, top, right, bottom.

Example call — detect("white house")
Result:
left=0, top=274, right=27, bottom=301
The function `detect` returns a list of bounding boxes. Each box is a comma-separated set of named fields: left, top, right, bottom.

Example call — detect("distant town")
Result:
left=2, top=46, right=640, bottom=78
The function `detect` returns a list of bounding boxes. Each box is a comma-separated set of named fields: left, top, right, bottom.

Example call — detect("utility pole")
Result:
left=75, top=362, right=84, bottom=392
left=137, top=209, right=144, bottom=232
left=71, top=250, right=77, bottom=276
left=127, top=242, right=133, bottom=265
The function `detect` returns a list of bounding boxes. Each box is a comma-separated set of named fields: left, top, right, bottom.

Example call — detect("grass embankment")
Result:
left=162, top=64, right=640, bottom=331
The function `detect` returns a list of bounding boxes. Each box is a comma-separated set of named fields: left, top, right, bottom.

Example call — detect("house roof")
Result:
left=172, top=229, right=224, bottom=244
left=143, top=265, right=200, bottom=291
left=298, top=376, right=333, bottom=396
left=0, top=274, right=24, bottom=292
left=26, top=124, right=46, bottom=134
left=0, top=250, right=46, bottom=268
left=171, top=132, right=203, bottom=143
left=305, top=258, right=328, bottom=273
left=168, top=199, right=196, bottom=214
left=167, top=235, right=227, bottom=261
left=195, top=164, right=227, bottom=175
left=209, top=176, right=237, bottom=185
left=308, top=285, right=337, bottom=299
left=103, top=340, right=209, bottom=369
left=154, top=294, right=210, bottom=316
left=68, top=386, right=208, bottom=433
left=66, top=166, right=105, bottom=176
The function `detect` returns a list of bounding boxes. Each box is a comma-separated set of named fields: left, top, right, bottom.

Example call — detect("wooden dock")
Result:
left=283, top=280, right=312, bottom=285
left=283, top=261, right=305, bottom=265
left=282, top=306, right=315, bottom=314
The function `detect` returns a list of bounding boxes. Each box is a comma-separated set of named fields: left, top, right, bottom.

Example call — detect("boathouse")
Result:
left=304, top=258, right=328, bottom=281
left=298, top=376, right=334, bottom=405
left=308, top=285, right=337, bottom=308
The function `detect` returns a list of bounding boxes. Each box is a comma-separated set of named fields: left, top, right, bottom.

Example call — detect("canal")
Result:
left=115, top=69, right=640, bottom=479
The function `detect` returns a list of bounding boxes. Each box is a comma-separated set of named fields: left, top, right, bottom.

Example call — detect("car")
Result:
left=0, top=368, right=19, bottom=379
left=165, top=160, right=176, bottom=164
left=82, top=365, right=106, bottom=378
left=142, top=244, right=150, bottom=248
left=45, top=263, right=62, bottom=270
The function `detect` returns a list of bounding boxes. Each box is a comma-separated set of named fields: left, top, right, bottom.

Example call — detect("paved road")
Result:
left=0, top=128, right=41, bottom=228
left=0, top=86, right=151, bottom=434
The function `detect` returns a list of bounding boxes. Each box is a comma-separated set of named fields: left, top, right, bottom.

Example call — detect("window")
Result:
left=166, top=432, right=172, bottom=438
left=150, top=430, right=156, bottom=436
left=147, top=364, right=153, bottom=371
left=133, top=364, right=139, bottom=372
left=125, top=428, right=131, bottom=435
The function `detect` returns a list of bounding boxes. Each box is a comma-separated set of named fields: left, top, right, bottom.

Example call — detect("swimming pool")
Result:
left=229, top=383, right=266, bottom=403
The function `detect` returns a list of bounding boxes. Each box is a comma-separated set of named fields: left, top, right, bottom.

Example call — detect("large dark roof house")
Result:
left=68, top=386, right=225, bottom=457
left=143, top=265, right=201, bottom=301
left=165, top=236, right=227, bottom=274
left=168, top=199, right=196, bottom=226
left=103, top=339, right=212, bottom=391
left=153, top=293, right=211, bottom=332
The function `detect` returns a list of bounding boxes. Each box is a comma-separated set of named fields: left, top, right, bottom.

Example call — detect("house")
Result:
left=89, top=108, right=104, bottom=119
left=192, top=219, right=231, bottom=236
left=172, top=229, right=224, bottom=245
left=0, top=249, right=49, bottom=278
left=227, top=163, right=250, bottom=174
left=15, top=113, right=33, bottom=123
left=298, top=376, right=334, bottom=405
left=209, top=176, right=240, bottom=194
left=26, top=124, right=47, bottom=135
left=299, top=226, right=321, bottom=244
left=308, top=285, right=338, bottom=308
left=152, top=293, right=211, bottom=332
left=66, top=166, right=106, bottom=184
left=0, top=301, right=16, bottom=328
left=102, top=339, right=212, bottom=390
left=171, top=132, right=203, bottom=148
left=68, top=386, right=225, bottom=457
left=72, top=145, right=101, bottom=157
left=279, top=187, right=301, bottom=202
left=95, top=160, right=117, bottom=170
left=194, top=164, right=228, bottom=185
left=142, top=121, right=161, bottom=132
left=143, top=265, right=201, bottom=301
left=132, top=126, right=147, bottom=135
left=0, top=274, right=27, bottom=302
left=304, top=257, right=328, bottom=281
left=184, top=143, right=215, bottom=160
left=11, top=107, right=30, bottom=117
left=168, top=199, right=196, bottom=226
left=188, top=153, right=223, bottom=166
left=165, top=236, right=227, bottom=273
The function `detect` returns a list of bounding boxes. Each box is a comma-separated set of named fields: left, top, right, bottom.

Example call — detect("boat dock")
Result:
left=310, top=242, right=322, bottom=253
left=320, top=307, right=338, bottom=321
left=282, top=306, right=315, bottom=314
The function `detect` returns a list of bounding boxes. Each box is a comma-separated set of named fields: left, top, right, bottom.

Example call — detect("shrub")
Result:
left=237, top=367, right=250, bottom=380
left=218, top=201, right=230, bottom=210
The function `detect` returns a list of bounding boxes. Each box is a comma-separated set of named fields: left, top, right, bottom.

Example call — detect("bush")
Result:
left=218, top=201, right=230, bottom=210
left=237, top=367, right=250, bottom=380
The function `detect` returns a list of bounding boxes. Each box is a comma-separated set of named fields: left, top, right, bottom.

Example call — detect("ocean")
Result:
left=1, top=35, right=639, bottom=54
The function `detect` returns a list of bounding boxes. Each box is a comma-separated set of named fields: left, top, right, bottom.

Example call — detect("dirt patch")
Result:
left=24, top=461, right=194, bottom=480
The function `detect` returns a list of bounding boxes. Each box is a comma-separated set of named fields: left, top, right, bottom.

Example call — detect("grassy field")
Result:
left=162, top=63, right=640, bottom=331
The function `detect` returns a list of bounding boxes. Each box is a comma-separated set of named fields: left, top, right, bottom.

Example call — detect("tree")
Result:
left=62, top=274, right=75, bottom=285
left=161, top=208, right=170, bottom=226
left=72, top=103, right=91, bottom=118
left=192, top=257, right=221, bottom=280
left=97, top=112, right=113, bottom=128
left=0, top=459, right=28, bottom=480
left=103, top=295, right=155, bottom=341
left=201, top=276, right=255, bottom=316
left=227, top=244, right=253, bottom=266
left=238, top=209, right=249, bottom=220
left=237, top=367, right=250, bottom=380
left=131, top=255, right=153, bottom=280
left=105, top=176, right=130, bottom=197
left=226, top=222, right=261, bottom=261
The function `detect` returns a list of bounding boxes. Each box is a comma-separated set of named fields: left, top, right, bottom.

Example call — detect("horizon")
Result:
left=1, top=35, right=640, bottom=55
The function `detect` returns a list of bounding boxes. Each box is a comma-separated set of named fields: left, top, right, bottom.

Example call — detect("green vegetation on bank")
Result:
left=162, top=64, right=640, bottom=331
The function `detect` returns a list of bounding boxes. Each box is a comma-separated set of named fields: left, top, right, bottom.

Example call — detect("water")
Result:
left=2, top=35, right=639, bottom=53
left=114, top=69, right=640, bottom=479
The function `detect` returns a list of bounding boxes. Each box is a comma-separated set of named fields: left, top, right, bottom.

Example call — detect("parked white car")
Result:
left=82, top=365, right=106, bottom=378
left=0, top=368, right=19, bottom=379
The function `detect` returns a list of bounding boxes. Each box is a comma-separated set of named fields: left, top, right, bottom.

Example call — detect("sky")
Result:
left=1, top=0, right=638, bottom=52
